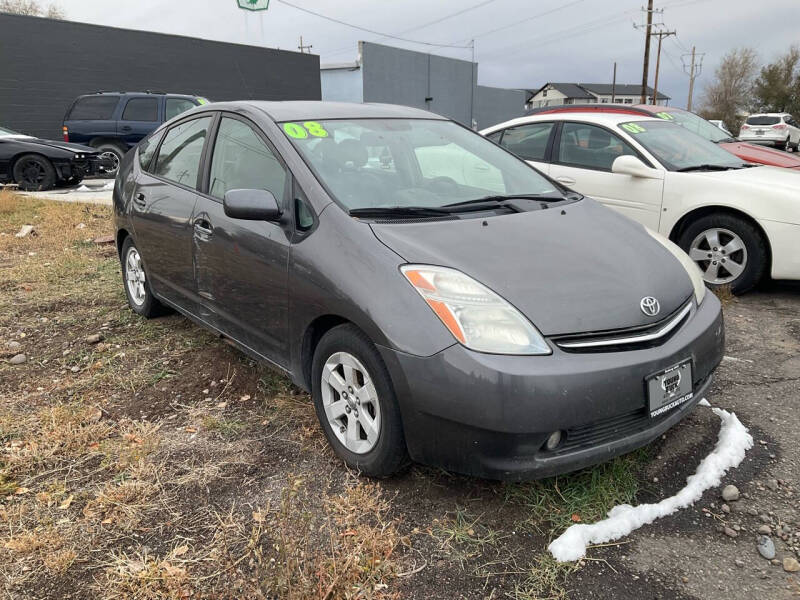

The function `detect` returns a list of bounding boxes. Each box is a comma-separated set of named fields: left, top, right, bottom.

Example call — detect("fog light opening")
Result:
left=545, top=430, right=563, bottom=451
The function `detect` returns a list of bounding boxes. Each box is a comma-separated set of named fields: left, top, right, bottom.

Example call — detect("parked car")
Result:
left=482, top=111, right=800, bottom=294
left=115, top=101, right=724, bottom=481
left=708, top=119, right=732, bottom=136
left=63, top=91, right=209, bottom=176
left=525, top=104, right=800, bottom=169
left=0, top=125, right=110, bottom=190
left=739, top=113, right=800, bottom=151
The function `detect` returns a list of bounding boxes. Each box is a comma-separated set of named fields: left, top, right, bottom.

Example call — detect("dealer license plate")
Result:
left=646, top=360, right=693, bottom=418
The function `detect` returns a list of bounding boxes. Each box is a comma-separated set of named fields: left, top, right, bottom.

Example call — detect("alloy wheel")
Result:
left=125, top=247, right=147, bottom=306
left=100, top=151, right=120, bottom=175
left=20, top=159, right=45, bottom=187
left=320, top=351, right=381, bottom=454
left=688, top=227, right=747, bottom=285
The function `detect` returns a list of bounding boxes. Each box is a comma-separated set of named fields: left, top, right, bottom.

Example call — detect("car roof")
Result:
left=234, top=101, right=447, bottom=122
left=483, top=110, right=663, bottom=132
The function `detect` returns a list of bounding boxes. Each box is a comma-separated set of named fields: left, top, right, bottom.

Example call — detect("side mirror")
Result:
left=223, top=189, right=281, bottom=221
left=611, top=155, right=663, bottom=180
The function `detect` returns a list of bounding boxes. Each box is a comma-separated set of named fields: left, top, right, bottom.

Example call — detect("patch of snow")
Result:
left=102, top=181, right=115, bottom=191
left=74, top=185, right=92, bottom=192
left=548, top=400, right=753, bottom=562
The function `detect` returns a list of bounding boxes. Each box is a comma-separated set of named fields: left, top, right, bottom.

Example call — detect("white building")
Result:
left=527, top=82, right=670, bottom=109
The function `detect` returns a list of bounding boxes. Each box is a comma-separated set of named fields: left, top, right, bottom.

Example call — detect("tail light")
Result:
left=774, top=124, right=787, bottom=130
left=62, top=126, right=69, bottom=142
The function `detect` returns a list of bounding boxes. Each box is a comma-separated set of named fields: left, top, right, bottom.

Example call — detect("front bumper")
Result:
left=53, top=156, right=111, bottom=180
left=379, top=293, right=724, bottom=481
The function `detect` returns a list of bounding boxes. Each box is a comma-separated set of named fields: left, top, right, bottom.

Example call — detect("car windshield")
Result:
left=281, top=118, right=560, bottom=211
left=746, top=115, right=780, bottom=126
left=619, top=120, right=745, bottom=171
left=652, top=110, right=731, bottom=142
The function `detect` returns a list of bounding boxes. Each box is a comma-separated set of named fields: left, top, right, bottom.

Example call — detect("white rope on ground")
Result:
left=549, top=399, right=753, bottom=562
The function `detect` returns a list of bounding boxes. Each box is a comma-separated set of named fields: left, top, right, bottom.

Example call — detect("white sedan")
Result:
left=482, top=112, right=800, bottom=293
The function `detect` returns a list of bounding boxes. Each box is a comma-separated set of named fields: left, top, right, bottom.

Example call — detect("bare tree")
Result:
left=0, top=0, right=64, bottom=18
left=698, top=47, right=759, bottom=132
left=753, top=46, right=800, bottom=114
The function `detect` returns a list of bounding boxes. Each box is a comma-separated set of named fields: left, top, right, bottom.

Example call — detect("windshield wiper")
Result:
left=349, top=206, right=451, bottom=218
left=676, top=164, right=739, bottom=172
left=443, top=193, right=575, bottom=209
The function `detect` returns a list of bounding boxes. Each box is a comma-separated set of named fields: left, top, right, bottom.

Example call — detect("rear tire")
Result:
left=12, top=154, right=56, bottom=191
left=677, top=213, right=768, bottom=295
left=311, top=324, right=409, bottom=478
left=94, top=142, right=126, bottom=177
left=120, top=236, right=168, bottom=318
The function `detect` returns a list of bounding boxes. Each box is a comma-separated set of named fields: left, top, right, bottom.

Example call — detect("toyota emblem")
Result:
left=640, top=296, right=661, bottom=317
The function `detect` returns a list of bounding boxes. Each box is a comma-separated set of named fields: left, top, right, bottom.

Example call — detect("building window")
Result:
left=601, top=98, right=608, bottom=103
left=542, top=89, right=548, bottom=97
left=623, top=98, right=633, bottom=104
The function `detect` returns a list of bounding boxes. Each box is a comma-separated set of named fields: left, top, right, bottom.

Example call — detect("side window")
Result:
left=122, top=98, right=159, bottom=122
left=485, top=130, right=503, bottom=143
left=137, top=131, right=162, bottom=172
left=557, top=122, right=637, bottom=171
left=209, top=117, right=288, bottom=203
left=68, top=96, right=119, bottom=120
left=499, top=122, right=554, bottom=161
left=166, top=98, right=196, bottom=121
left=153, top=116, right=212, bottom=188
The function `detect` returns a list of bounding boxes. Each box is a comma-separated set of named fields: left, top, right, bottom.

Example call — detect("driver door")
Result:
left=547, top=121, right=664, bottom=230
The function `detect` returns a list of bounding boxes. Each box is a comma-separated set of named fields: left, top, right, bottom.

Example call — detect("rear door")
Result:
left=63, top=95, right=120, bottom=145
left=547, top=121, right=664, bottom=230
left=193, top=114, right=292, bottom=365
left=130, top=114, right=214, bottom=310
left=118, top=97, right=161, bottom=148
left=495, top=121, right=555, bottom=174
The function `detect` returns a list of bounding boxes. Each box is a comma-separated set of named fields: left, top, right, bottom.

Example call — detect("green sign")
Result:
left=237, top=0, right=269, bottom=11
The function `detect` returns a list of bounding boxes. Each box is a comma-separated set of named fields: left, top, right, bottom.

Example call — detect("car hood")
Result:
left=370, top=199, right=693, bottom=336
left=720, top=141, right=800, bottom=169
left=21, top=137, right=97, bottom=154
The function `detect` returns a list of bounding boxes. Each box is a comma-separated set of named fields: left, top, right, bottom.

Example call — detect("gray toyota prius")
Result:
left=113, top=101, right=724, bottom=480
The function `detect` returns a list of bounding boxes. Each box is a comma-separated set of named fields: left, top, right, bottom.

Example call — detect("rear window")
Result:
left=122, top=98, right=159, bottom=122
left=68, top=96, right=119, bottom=120
left=166, top=98, right=196, bottom=121
left=746, top=116, right=780, bottom=125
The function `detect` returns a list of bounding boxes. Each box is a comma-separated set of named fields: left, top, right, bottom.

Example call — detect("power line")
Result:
left=274, top=0, right=472, bottom=49
left=322, top=0, right=497, bottom=57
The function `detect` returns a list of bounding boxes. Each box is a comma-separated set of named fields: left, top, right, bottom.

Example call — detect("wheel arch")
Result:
left=668, top=204, right=772, bottom=269
left=116, top=228, right=131, bottom=259
left=89, top=137, right=127, bottom=151
left=298, top=314, right=352, bottom=391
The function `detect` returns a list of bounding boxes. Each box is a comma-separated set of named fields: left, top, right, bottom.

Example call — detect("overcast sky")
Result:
left=56, top=0, right=798, bottom=107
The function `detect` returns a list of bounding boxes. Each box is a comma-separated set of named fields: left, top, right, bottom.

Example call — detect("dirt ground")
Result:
left=1, top=192, right=798, bottom=599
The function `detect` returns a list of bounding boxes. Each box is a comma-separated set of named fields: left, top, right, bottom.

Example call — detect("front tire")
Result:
left=678, top=213, right=768, bottom=295
left=120, top=237, right=167, bottom=318
left=12, top=154, right=56, bottom=191
left=311, top=324, right=409, bottom=478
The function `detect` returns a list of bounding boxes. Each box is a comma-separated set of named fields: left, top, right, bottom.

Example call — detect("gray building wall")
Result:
left=0, top=13, right=321, bottom=139
left=360, top=42, right=475, bottom=126
left=474, top=85, right=526, bottom=129
left=320, top=66, right=364, bottom=103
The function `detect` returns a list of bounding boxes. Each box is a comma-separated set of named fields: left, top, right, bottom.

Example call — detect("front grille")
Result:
left=552, top=373, right=709, bottom=455
left=553, top=299, right=694, bottom=353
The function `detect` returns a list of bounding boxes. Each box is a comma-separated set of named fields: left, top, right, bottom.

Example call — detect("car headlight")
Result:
left=645, top=228, right=706, bottom=304
left=401, top=265, right=551, bottom=355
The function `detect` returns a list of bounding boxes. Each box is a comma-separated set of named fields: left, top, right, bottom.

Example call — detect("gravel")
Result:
left=721, top=485, right=740, bottom=502
left=8, top=354, right=27, bottom=365
left=757, top=536, right=776, bottom=560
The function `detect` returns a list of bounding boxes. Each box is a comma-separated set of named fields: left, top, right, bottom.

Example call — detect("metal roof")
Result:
left=579, top=83, right=670, bottom=100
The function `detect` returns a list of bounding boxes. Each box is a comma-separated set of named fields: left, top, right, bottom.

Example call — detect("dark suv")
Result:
left=63, top=92, right=209, bottom=175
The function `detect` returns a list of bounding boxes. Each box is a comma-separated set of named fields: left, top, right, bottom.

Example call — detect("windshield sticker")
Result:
left=196, top=98, right=209, bottom=105
left=621, top=123, right=647, bottom=134
left=655, top=112, right=674, bottom=120
left=283, top=121, right=329, bottom=139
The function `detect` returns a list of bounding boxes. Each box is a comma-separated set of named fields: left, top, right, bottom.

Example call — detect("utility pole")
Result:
left=683, top=46, right=705, bottom=111
left=611, top=62, right=617, bottom=103
left=639, top=0, right=654, bottom=104
left=651, top=29, right=676, bottom=105
left=297, top=35, right=313, bottom=53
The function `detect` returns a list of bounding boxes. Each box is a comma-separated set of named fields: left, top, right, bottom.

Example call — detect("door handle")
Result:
left=132, top=192, right=146, bottom=208
left=555, top=176, right=576, bottom=185
left=193, top=218, right=213, bottom=236
left=121, top=126, right=132, bottom=132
